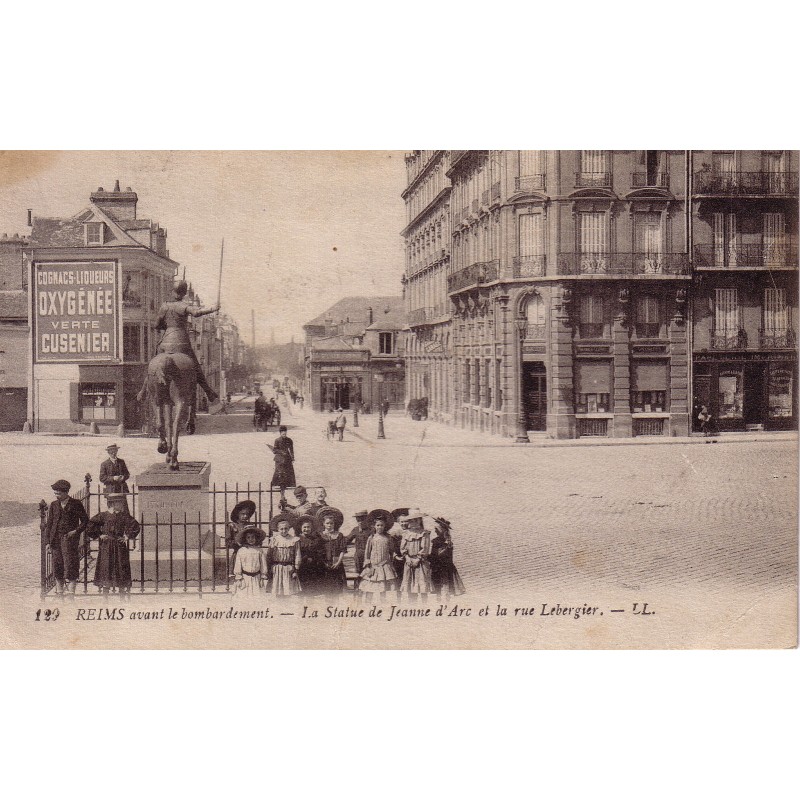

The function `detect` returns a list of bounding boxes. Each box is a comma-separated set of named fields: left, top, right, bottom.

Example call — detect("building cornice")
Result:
left=401, top=187, right=452, bottom=237
left=402, top=150, right=447, bottom=200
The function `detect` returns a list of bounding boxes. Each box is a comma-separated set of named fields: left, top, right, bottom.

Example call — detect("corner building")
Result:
left=441, top=150, right=692, bottom=439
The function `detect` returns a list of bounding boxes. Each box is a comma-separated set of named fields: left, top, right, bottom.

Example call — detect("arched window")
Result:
left=525, top=294, right=546, bottom=339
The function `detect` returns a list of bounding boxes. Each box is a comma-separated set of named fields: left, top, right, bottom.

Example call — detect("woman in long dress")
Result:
left=398, top=508, right=433, bottom=601
left=86, top=493, right=140, bottom=596
left=317, top=507, right=346, bottom=597
left=267, top=426, right=296, bottom=492
left=267, top=514, right=302, bottom=596
left=297, top=514, right=326, bottom=597
left=358, top=510, right=397, bottom=600
left=233, top=527, right=269, bottom=596
left=429, top=517, right=466, bottom=599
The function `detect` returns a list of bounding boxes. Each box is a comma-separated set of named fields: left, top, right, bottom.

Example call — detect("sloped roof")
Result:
left=366, top=300, right=406, bottom=331
left=303, top=296, right=402, bottom=328
left=309, top=335, right=368, bottom=352
left=0, top=291, right=28, bottom=319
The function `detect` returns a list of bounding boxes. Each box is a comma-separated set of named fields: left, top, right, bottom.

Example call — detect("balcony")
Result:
left=520, top=322, right=546, bottom=340
left=447, top=260, right=499, bottom=293
left=408, top=307, right=434, bottom=327
left=631, top=172, right=670, bottom=189
left=694, top=240, right=798, bottom=269
left=575, top=171, right=612, bottom=189
left=711, top=330, right=748, bottom=351
left=515, top=175, right=546, bottom=193
left=694, top=171, right=798, bottom=196
left=491, top=182, right=501, bottom=201
left=760, top=329, right=796, bottom=349
left=557, top=252, right=690, bottom=276
left=513, top=255, right=547, bottom=278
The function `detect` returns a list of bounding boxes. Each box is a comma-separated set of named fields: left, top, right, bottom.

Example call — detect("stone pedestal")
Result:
left=134, top=462, right=220, bottom=583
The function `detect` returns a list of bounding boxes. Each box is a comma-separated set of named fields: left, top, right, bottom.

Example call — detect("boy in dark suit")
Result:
left=45, top=480, right=89, bottom=596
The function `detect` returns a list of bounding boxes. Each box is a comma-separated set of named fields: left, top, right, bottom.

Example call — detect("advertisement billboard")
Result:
left=32, top=261, right=121, bottom=363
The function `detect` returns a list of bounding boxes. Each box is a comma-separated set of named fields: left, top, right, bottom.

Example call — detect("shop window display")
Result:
left=768, top=369, right=793, bottom=419
left=718, top=371, right=743, bottom=419
left=81, top=383, right=117, bottom=422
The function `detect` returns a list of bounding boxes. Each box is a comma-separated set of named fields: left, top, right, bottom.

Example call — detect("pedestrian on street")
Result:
left=335, top=407, right=347, bottom=441
left=99, top=444, right=130, bottom=513
left=398, top=508, right=433, bottom=603
left=698, top=404, right=712, bottom=437
left=226, top=499, right=257, bottom=568
left=318, top=507, right=347, bottom=598
left=358, top=510, right=397, bottom=601
left=429, top=517, right=465, bottom=599
left=45, top=479, right=89, bottom=598
left=86, top=493, right=140, bottom=597
left=267, top=514, right=302, bottom=597
left=346, top=510, right=371, bottom=575
left=233, top=526, right=269, bottom=596
left=268, top=426, right=296, bottom=502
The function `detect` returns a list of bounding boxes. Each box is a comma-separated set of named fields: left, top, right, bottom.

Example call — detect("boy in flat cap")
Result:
left=45, top=479, right=89, bottom=597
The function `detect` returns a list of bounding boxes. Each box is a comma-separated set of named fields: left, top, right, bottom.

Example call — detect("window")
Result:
left=484, top=359, right=492, bottom=408
left=636, top=295, right=661, bottom=338
left=519, top=214, right=544, bottom=257
left=122, top=272, right=143, bottom=307
left=763, top=151, right=787, bottom=192
left=463, top=361, right=470, bottom=405
left=579, top=212, right=609, bottom=273
left=579, top=295, right=606, bottom=339
left=634, top=212, right=663, bottom=273
left=525, top=294, right=546, bottom=339
left=644, top=151, right=668, bottom=186
left=123, top=323, right=142, bottom=362
left=712, top=151, right=735, bottom=176
left=80, top=383, right=117, bottom=422
left=768, top=368, right=793, bottom=418
left=495, top=359, right=503, bottom=410
left=472, top=359, right=480, bottom=405
left=575, top=360, right=612, bottom=413
left=85, top=222, right=104, bottom=246
left=631, top=362, right=669, bottom=412
left=519, top=150, right=543, bottom=176
left=763, top=213, right=787, bottom=266
left=580, top=150, right=610, bottom=175
left=379, top=332, right=394, bottom=354
left=713, top=213, right=738, bottom=267
left=718, top=370, right=743, bottom=419
left=714, top=288, right=740, bottom=334
left=764, top=288, right=788, bottom=332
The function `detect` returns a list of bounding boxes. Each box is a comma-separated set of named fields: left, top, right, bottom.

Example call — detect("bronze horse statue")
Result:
left=138, top=352, right=197, bottom=470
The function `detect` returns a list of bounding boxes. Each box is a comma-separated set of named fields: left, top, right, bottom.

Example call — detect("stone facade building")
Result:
left=401, top=150, right=798, bottom=439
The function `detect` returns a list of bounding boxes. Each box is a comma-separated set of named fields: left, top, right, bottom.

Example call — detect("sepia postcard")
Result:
left=0, top=149, right=796, bottom=650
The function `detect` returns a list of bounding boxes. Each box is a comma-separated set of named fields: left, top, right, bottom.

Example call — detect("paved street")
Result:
left=0, top=395, right=796, bottom=646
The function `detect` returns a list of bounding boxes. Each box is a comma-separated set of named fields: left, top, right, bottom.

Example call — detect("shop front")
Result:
left=693, top=353, right=796, bottom=432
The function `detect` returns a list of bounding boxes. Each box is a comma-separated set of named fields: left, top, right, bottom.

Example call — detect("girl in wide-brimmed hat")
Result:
left=398, top=508, right=433, bottom=602
left=267, top=513, right=302, bottom=596
left=226, top=499, right=257, bottom=565
left=317, top=507, right=347, bottom=597
left=429, top=517, right=466, bottom=599
left=296, top=514, right=326, bottom=597
left=359, top=510, right=398, bottom=600
left=233, top=526, right=269, bottom=596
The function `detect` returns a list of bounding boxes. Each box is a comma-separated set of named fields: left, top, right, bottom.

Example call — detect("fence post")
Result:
left=39, top=499, right=48, bottom=600
left=83, top=473, right=92, bottom=594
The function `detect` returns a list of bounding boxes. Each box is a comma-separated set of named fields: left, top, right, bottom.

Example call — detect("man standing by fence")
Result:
left=45, top=480, right=89, bottom=598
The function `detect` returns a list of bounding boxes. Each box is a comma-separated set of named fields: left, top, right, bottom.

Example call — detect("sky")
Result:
left=0, top=151, right=408, bottom=344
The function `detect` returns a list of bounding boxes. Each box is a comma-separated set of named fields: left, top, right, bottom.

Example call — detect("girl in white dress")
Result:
left=359, top=510, right=397, bottom=600
left=268, top=514, right=302, bottom=596
left=233, top=527, right=269, bottom=595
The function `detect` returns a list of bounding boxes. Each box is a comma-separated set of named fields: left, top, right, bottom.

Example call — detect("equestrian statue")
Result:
left=137, top=279, right=220, bottom=470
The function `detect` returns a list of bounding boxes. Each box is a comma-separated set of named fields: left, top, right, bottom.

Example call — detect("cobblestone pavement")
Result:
left=1, top=400, right=796, bottom=617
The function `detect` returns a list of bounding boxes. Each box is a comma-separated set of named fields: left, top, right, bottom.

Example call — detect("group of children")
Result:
left=226, top=499, right=465, bottom=601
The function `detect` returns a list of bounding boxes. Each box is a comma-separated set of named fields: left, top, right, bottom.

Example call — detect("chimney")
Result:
left=27, top=209, right=32, bottom=227
left=367, top=306, right=373, bottom=325
left=90, top=181, right=138, bottom=221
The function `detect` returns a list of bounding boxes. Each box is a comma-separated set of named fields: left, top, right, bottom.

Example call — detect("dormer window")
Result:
left=379, top=332, right=394, bottom=354
left=85, top=222, right=104, bottom=246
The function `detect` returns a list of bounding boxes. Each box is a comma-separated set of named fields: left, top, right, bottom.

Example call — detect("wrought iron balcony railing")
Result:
left=557, top=252, right=690, bottom=276
left=575, top=171, right=612, bottom=189
left=515, top=175, right=546, bottom=192
left=447, top=260, right=499, bottom=292
left=711, top=330, right=749, bottom=350
left=408, top=307, right=434, bottom=327
left=694, top=241, right=799, bottom=269
left=631, top=172, right=670, bottom=189
left=694, top=170, right=798, bottom=196
left=759, top=329, right=796, bottom=349
left=513, top=254, right=547, bottom=278
left=520, top=322, right=546, bottom=340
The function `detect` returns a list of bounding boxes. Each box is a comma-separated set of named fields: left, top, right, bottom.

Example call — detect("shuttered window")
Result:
left=763, top=212, right=787, bottom=266
left=764, top=288, right=788, bottom=332
left=580, top=213, right=608, bottom=253
left=637, top=295, right=661, bottom=338
left=715, top=288, right=740, bottom=333
left=713, top=212, right=738, bottom=267
left=580, top=295, right=604, bottom=324
left=526, top=295, right=545, bottom=326
left=519, top=213, right=543, bottom=257
left=580, top=150, right=609, bottom=173
left=519, top=150, right=543, bottom=176
left=575, top=360, right=612, bottom=413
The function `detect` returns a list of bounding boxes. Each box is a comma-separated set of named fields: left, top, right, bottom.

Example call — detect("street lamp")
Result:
left=514, top=314, right=530, bottom=443
left=375, top=374, right=386, bottom=439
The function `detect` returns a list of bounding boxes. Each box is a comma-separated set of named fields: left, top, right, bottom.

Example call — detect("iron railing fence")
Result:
left=447, top=260, right=500, bottom=292
left=575, top=171, right=612, bottom=189
left=556, top=252, right=690, bottom=276
left=631, top=172, right=670, bottom=189
left=694, top=171, right=798, bottom=196
left=512, top=254, right=547, bottom=277
left=40, top=482, right=332, bottom=598
left=515, top=175, right=546, bottom=192
left=693, top=241, right=799, bottom=269
left=759, top=329, right=797, bottom=349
